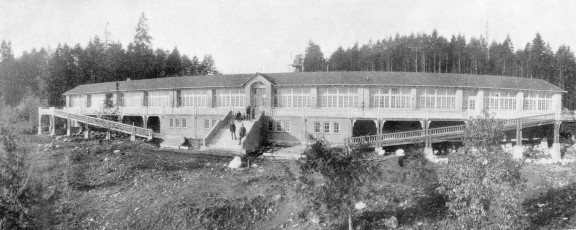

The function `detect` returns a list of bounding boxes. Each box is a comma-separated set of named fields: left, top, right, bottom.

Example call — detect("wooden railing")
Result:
left=52, top=109, right=153, bottom=139
left=345, top=113, right=560, bottom=146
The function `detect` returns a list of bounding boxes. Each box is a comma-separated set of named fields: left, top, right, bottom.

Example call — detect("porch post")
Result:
left=83, top=123, right=91, bottom=139
left=37, top=112, right=42, bottom=135
left=66, top=114, right=71, bottom=136
left=551, top=121, right=562, bottom=160
left=420, top=119, right=432, bottom=157
left=49, top=115, right=56, bottom=136
left=513, top=119, right=523, bottom=158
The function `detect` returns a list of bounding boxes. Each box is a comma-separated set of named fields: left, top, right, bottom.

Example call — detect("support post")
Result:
left=420, top=119, right=433, bottom=157
left=551, top=121, right=562, bottom=161
left=38, top=113, right=43, bottom=135
left=49, top=115, right=56, bottom=136
left=83, top=123, right=91, bottom=139
left=130, top=126, right=136, bottom=142
left=513, top=119, right=523, bottom=159
left=66, top=114, right=71, bottom=136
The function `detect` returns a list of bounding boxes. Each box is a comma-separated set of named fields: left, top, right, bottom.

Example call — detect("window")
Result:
left=148, top=91, right=171, bottom=107
left=70, top=95, right=87, bottom=108
left=276, top=121, right=283, bottom=132
left=175, top=118, right=180, bottom=128
left=484, top=91, right=516, bottom=110
left=215, top=89, right=245, bottom=107
left=124, top=92, right=143, bottom=107
left=182, top=118, right=187, bottom=128
left=314, top=121, right=321, bottom=133
left=372, top=88, right=411, bottom=109
left=284, top=121, right=291, bottom=132
left=524, top=93, right=551, bottom=111
left=275, top=88, right=312, bottom=107
left=319, top=87, right=359, bottom=108
left=324, top=122, right=330, bottom=133
left=204, top=119, right=211, bottom=129
left=212, top=119, right=217, bottom=128
left=268, top=120, right=274, bottom=132
left=333, top=122, right=339, bottom=134
left=419, top=89, right=456, bottom=110
left=181, top=90, right=208, bottom=107
left=469, top=100, right=476, bottom=110
left=169, top=119, right=174, bottom=128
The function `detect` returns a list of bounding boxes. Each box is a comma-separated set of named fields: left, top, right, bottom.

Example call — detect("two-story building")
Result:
left=43, top=71, right=564, bottom=153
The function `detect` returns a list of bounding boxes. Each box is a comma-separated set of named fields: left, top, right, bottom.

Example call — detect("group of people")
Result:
left=230, top=105, right=257, bottom=145
left=229, top=121, right=246, bottom=145
left=235, top=105, right=255, bottom=121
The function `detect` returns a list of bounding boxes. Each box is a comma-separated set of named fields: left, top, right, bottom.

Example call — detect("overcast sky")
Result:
left=1, top=0, right=575, bottom=74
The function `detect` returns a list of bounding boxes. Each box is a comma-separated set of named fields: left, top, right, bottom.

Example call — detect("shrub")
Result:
left=437, top=111, right=528, bottom=229
left=299, top=136, right=382, bottom=230
left=0, top=132, right=34, bottom=229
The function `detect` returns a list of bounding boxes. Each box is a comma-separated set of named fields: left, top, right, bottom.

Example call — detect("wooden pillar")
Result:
left=420, top=119, right=433, bottom=157
left=143, top=116, right=148, bottom=129
left=350, top=118, right=357, bottom=139
left=38, top=113, right=43, bottom=135
left=551, top=121, right=562, bottom=160
left=66, top=114, right=71, bottom=137
left=513, top=119, right=523, bottom=158
left=83, top=123, right=91, bottom=139
left=49, top=115, right=56, bottom=136
left=375, top=119, right=380, bottom=135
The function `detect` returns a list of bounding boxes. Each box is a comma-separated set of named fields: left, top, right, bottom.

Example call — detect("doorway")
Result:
left=251, top=82, right=267, bottom=114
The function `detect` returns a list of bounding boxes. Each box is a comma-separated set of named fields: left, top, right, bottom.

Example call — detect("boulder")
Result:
left=384, top=216, right=398, bottom=229
left=228, top=156, right=242, bottom=169
left=354, top=201, right=366, bottom=210
left=395, top=149, right=405, bottom=156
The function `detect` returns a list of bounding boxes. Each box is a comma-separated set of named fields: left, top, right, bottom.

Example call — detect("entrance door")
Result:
left=253, top=88, right=266, bottom=114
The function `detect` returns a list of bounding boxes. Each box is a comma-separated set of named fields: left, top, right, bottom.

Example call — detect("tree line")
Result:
left=303, top=30, right=576, bottom=109
left=0, top=13, right=219, bottom=108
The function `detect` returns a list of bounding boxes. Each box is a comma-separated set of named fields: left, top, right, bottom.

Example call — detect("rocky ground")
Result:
left=7, top=132, right=576, bottom=229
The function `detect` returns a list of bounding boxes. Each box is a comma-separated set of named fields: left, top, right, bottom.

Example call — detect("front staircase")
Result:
left=205, top=115, right=263, bottom=152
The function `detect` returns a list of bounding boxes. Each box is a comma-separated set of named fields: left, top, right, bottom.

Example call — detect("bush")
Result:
left=437, top=111, right=528, bottom=229
left=0, top=132, right=34, bottom=229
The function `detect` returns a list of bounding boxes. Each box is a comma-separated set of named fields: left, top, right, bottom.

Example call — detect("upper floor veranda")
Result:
left=62, top=72, right=563, bottom=121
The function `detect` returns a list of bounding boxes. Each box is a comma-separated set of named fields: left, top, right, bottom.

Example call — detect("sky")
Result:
left=1, top=0, right=575, bottom=74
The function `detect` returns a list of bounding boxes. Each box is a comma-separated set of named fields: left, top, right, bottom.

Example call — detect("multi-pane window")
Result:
left=181, top=90, right=208, bottom=107
left=169, top=119, right=174, bottom=128
left=524, top=93, right=551, bottom=111
left=124, top=92, right=143, bottom=107
left=372, top=88, right=411, bottom=109
left=275, top=88, right=311, bottom=107
left=215, top=89, right=245, bottom=107
left=419, top=89, right=456, bottom=110
left=90, top=94, right=105, bottom=108
left=148, top=91, right=171, bottom=107
left=314, top=122, right=321, bottom=133
left=483, top=91, right=517, bottom=110
left=333, top=122, right=339, bottom=134
left=70, top=95, right=86, bottom=108
left=283, top=121, right=291, bottom=132
left=268, top=121, right=274, bottom=132
left=276, top=121, right=283, bottom=132
left=182, top=118, right=187, bottom=128
left=204, top=119, right=211, bottom=129
left=319, top=87, right=359, bottom=108
left=175, top=118, right=180, bottom=128
left=324, top=122, right=330, bottom=133
left=212, top=119, right=217, bottom=128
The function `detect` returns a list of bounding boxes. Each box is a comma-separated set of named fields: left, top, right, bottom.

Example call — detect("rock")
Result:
left=377, top=149, right=385, bottom=156
left=433, top=150, right=439, bottom=155
left=355, top=201, right=366, bottom=210
left=310, top=214, right=320, bottom=224
left=395, top=149, right=405, bottom=156
left=228, top=156, right=242, bottom=169
left=384, top=216, right=398, bottom=229
left=113, top=150, right=121, bottom=154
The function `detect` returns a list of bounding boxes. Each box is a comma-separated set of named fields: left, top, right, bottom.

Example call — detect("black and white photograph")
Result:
left=1, top=0, right=576, bottom=229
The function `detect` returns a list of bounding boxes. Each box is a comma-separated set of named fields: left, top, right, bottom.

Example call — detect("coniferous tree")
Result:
left=303, top=41, right=326, bottom=72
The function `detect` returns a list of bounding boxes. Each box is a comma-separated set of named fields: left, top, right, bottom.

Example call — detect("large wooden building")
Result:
left=39, top=71, right=568, bottom=158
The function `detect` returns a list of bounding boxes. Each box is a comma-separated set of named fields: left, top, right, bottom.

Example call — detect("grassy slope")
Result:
left=11, top=132, right=576, bottom=230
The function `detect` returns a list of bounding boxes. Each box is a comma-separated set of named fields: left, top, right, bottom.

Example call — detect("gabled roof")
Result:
left=63, top=71, right=565, bottom=95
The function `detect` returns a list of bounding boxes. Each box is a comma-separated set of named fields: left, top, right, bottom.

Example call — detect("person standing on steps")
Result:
left=239, top=123, right=246, bottom=145
left=229, top=121, right=236, bottom=140
left=246, top=105, right=251, bottom=121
